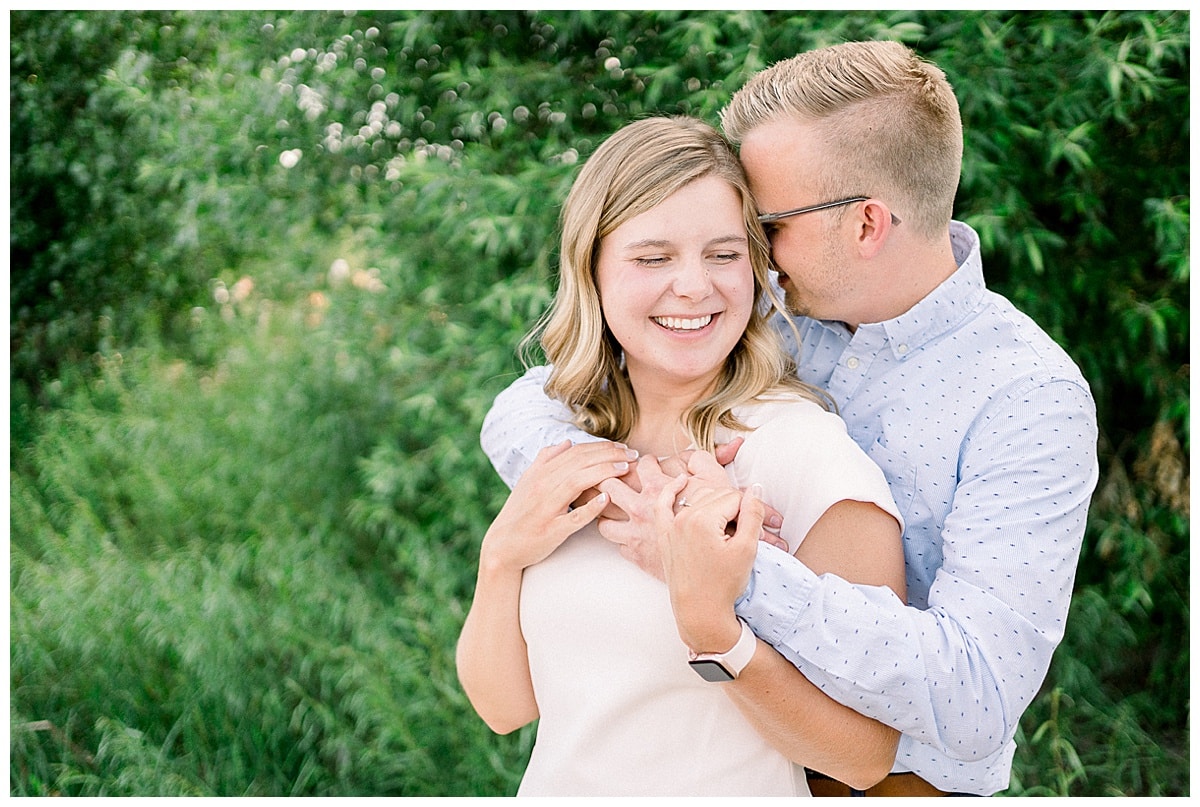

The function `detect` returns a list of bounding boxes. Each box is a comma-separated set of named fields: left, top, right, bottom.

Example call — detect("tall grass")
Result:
left=11, top=255, right=541, bottom=794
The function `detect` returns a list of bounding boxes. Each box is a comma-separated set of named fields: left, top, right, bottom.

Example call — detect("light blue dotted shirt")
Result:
left=480, top=221, right=1099, bottom=796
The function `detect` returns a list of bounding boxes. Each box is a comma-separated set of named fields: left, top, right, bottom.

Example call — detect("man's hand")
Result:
left=598, top=448, right=774, bottom=577
left=713, top=435, right=745, bottom=467
left=595, top=456, right=679, bottom=579
left=596, top=444, right=787, bottom=574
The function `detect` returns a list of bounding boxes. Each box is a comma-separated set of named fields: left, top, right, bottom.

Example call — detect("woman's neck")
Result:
left=625, top=369, right=717, bottom=457
left=627, top=410, right=691, bottom=458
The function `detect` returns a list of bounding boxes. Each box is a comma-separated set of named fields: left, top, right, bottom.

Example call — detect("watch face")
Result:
left=688, top=659, right=735, bottom=683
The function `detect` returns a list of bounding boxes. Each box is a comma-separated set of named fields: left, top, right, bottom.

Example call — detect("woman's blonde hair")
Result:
left=721, top=40, right=963, bottom=239
left=521, top=115, right=826, bottom=452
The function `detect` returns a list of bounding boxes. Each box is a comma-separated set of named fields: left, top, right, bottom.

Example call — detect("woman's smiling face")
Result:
left=595, top=174, right=755, bottom=397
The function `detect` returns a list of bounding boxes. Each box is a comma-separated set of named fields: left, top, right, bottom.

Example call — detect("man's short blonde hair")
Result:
left=721, top=40, right=963, bottom=239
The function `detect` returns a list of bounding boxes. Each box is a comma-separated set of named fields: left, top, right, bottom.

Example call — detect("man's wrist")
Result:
left=734, top=542, right=821, bottom=646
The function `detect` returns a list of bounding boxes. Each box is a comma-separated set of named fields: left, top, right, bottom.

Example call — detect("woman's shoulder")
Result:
left=727, top=395, right=863, bottom=471
left=732, top=394, right=843, bottom=434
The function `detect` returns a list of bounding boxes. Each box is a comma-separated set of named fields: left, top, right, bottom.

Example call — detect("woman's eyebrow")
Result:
left=620, top=238, right=673, bottom=250
left=621, top=234, right=747, bottom=250
left=707, top=235, right=748, bottom=246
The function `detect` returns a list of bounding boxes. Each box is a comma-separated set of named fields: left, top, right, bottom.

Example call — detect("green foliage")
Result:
left=10, top=10, right=1189, bottom=796
left=11, top=266, right=533, bottom=794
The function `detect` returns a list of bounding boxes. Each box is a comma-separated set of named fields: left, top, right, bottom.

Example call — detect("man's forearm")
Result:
left=480, top=364, right=599, bottom=487
left=736, top=381, right=1097, bottom=762
left=737, top=556, right=1012, bottom=759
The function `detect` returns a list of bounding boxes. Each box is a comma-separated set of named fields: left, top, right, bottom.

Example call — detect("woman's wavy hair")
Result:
left=520, top=115, right=828, bottom=452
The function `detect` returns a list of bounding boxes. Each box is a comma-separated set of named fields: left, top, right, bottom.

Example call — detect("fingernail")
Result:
left=626, top=449, right=639, bottom=460
left=766, top=514, right=782, bottom=529
left=614, top=462, right=629, bottom=472
left=750, top=483, right=764, bottom=501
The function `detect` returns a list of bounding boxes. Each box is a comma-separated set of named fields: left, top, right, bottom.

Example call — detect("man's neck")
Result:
left=846, top=232, right=959, bottom=332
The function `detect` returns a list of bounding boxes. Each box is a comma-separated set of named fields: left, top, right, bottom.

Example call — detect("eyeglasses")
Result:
left=756, top=196, right=868, bottom=224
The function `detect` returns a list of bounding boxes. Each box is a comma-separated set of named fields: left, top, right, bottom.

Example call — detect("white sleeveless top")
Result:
left=517, top=399, right=901, bottom=796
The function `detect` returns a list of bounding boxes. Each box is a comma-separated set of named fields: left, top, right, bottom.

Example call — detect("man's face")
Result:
left=739, top=120, right=862, bottom=325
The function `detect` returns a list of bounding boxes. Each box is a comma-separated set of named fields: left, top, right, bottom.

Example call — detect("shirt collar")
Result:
left=817, top=221, right=987, bottom=358
left=882, top=221, right=986, bottom=352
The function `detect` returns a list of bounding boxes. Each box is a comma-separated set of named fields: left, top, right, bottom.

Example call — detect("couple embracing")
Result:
left=458, top=40, right=1098, bottom=799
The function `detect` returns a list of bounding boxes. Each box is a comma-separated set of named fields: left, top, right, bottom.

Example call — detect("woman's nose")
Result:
left=672, top=257, right=712, bottom=299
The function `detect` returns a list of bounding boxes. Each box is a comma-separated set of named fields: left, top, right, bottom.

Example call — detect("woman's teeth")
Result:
left=652, top=314, right=713, bottom=331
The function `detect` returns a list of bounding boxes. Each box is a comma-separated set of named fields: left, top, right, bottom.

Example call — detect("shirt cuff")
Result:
left=734, top=541, right=819, bottom=646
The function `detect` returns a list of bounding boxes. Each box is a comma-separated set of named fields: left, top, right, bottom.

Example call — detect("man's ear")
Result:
left=854, top=199, right=896, bottom=258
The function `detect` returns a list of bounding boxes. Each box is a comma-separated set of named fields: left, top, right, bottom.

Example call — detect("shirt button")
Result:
left=846, top=356, right=861, bottom=370
left=897, top=343, right=909, bottom=355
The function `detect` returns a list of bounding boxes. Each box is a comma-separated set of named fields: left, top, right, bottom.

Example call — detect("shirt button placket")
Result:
left=827, top=353, right=866, bottom=402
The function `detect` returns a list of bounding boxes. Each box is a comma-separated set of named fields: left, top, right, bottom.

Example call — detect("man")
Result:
left=480, top=40, right=1098, bottom=796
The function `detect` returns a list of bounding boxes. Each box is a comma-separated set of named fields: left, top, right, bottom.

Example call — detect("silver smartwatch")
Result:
left=687, top=618, right=756, bottom=682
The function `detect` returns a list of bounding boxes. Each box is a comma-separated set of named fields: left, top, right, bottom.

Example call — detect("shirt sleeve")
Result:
left=735, top=378, right=1099, bottom=763
left=480, top=364, right=605, bottom=489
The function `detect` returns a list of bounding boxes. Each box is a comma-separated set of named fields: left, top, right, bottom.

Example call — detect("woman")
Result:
left=456, top=116, right=905, bottom=796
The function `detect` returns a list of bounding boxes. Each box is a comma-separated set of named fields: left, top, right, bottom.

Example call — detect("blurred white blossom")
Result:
left=329, top=258, right=351, bottom=285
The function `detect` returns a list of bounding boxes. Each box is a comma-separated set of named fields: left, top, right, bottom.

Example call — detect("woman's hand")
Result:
left=481, top=440, right=637, bottom=573
left=654, top=478, right=764, bottom=652
left=596, top=450, right=735, bottom=579
left=597, top=448, right=787, bottom=576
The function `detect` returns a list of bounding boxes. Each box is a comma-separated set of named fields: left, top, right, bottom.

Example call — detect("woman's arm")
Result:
left=660, top=485, right=905, bottom=789
left=732, top=636, right=900, bottom=787
left=456, top=440, right=636, bottom=734
left=456, top=555, right=539, bottom=734
left=729, top=499, right=904, bottom=787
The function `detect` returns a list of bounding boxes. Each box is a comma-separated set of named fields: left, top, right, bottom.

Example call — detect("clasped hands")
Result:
left=484, top=438, right=780, bottom=653
left=591, top=438, right=784, bottom=575
left=590, top=441, right=783, bottom=651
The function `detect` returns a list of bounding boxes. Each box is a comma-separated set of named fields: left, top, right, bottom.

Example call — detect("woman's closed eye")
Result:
left=630, top=249, right=744, bottom=268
